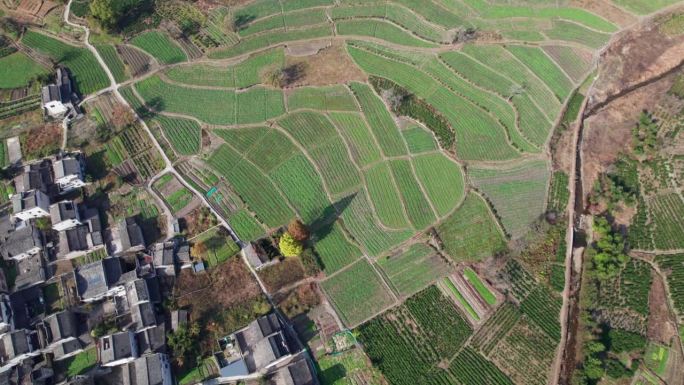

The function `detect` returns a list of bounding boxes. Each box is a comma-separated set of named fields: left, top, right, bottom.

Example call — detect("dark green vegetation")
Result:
left=357, top=286, right=473, bottom=385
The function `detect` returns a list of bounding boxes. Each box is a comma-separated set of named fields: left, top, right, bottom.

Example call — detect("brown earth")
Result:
left=285, top=41, right=367, bottom=87
left=258, top=258, right=307, bottom=293
left=581, top=74, right=675, bottom=198
left=175, top=256, right=263, bottom=318
left=646, top=272, right=676, bottom=344
left=588, top=5, right=684, bottom=110
left=570, top=0, right=638, bottom=28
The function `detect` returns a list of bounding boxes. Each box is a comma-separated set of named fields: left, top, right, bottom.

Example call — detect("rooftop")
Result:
left=74, top=258, right=123, bottom=300
left=50, top=201, right=79, bottom=223
left=0, top=225, right=43, bottom=260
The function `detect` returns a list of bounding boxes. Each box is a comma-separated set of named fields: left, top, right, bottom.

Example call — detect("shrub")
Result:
left=279, top=232, right=303, bottom=257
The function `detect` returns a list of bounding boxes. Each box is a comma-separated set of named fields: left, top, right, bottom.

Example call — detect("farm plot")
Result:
left=0, top=52, right=48, bottom=89
left=130, top=31, right=187, bottom=64
left=270, top=154, right=330, bottom=224
left=339, top=189, right=412, bottom=257
left=208, top=25, right=333, bottom=59
left=655, top=254, right=684, bottom=315
left=401, top=124, right=437, bottom=154
left=134, top=75, right=285, bottom=125
left=377, top=243, right=451, bottom=296
left=0, top=94, right=41, bottom=120
left=364, top=162, right=410, bottom=229
left=227, top=209, right=265, bottom=242
left=357, top=286, right=471, bottom=385
left=489, top=316, right=557, bottom=385
left=442, top=276, right=481, bottom=322
left=95, top=44, right=127, bottom=83
left=449, top=347, right=513, bottom=385
left=239, top=8, right=329, bottom=36
left=165, top=48, right=285, bottom=89
left=544, top=20, right=611, bottom=49
left=520, top=286, right=562, bottom=341
left=411, top=153, right=464, bottom=217
left=322, top=258, right=395, bottom=327
left=648, top=193, right=684, bottom=249
left=435, top=193, right=507, bottom=262
left=548, top=171, right=570, bottom=213
left=207, top=144, right=294, bottom=227
left=542, top=45, right=593, bottom=83
left=328, top=112, right=381, bottom=167
left=117, top=45, right=154, bottom=77
left=348, top=82, right=407, bottom=157
left=153, top=173, right=197, bottom=215
left=469, top=159, right=550, bottom=239
left=471, top=302, right=521, bottom=355
left=105, top=125, right=164, bottom=182
left=464, top=268, right=497, bottom=306
left=506, top=45, right=574, bottom=101
left=331, top=4, right=448, bottom=43
left=286, top=85, right=358, bottom=112
left=311, top=221, right=363, bottom=273
left=150, top=115, right=202, bottom=156
left=22, top=31, right=108, bottom=95
left=388, top=159, right=435, bottom=230
left=456, top=45, right=562, bottom=116
left=336, top=19, right=438, bottom=49
left=349, top=46, right=519, bottom=160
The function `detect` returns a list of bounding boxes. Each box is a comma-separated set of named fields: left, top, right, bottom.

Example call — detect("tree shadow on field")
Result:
left=308, top=193, right=357, bottom=269
left=318, top=363, right=347, bottom=383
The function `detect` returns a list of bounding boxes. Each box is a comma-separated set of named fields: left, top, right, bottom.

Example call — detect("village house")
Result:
left=214, top=313, right=296, bottom=380
left=52, top=155, right=86, bottom=194
left=0, top=223, right=43, bottom=261
left=40, top=67, right=78, bottom=119
left=13, top=160, right=53, bottom=194
left=116, top=216, right=146, bottom=254
left=10, top=190, right=50, bottom=221
left=0, top=329, right=41, bottom=372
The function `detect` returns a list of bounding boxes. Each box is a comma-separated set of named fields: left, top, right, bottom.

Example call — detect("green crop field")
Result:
left=151, top=115, right=201, bottom=155
left=227, top=209, right=265, bottom=242
left=130, top=31, right=187, bottom=64
left=22, top=31, right=109, bottom=95
left=165, top=48, right=284, bottom=89
left=95, top=44, right=127, bottom=83
left=135, top=75, right=285, bottom=125
left=377, top=243, right=450, bottom=296
left=436, top=193, right=507, bottom=262
left=287, top=85, right=358, bottom=112
left=470, top=160, right=550, bottom=238
left=357, top=286, right=472, bottom=385
left=322, top=258, right=395, bottom=326
left=463, top=268, right=496, bottom=305
left=365, top=162, right=410, bottom=229
left=0, top=52, right=48, bottom=89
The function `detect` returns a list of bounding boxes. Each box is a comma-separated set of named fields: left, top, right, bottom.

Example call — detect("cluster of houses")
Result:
left=0, top=152, right=318, bottom=384
left=0, top=153, right=186, bottom=384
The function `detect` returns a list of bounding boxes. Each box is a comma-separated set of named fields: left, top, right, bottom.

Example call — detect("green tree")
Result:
left=591, top=217, right=628, bottom=280
left=168, top=323, right=200, bottom=367
left=89, top=0, right=122, bottom=27
left=279, top=232, right=303, bottom=257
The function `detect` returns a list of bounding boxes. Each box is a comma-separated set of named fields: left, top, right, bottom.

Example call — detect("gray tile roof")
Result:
left=45, top=310, right=77, bottom=342
left=41, top=85, right=61, bottom=104
left=57, top=226, right=89, bottom=255
left=53, top=157, right=82, bottom=180
left=1, top=225, right=42, bottom=259
left=132, top=302, right=157, bottom=329
left=53, top=338, right=82, bottom=360
left=75, top=258, right=123, bottom=300
left=133, top=353, right=167, bottom=385
left=136, top=324, right=165, bottom=354
left=119, top=217, right=145, bottom=252
left=50, top=201, right=79, bottom=223
left=100, top=331, right=134, bottom=365
left=13, top=253, right=45, bottom=290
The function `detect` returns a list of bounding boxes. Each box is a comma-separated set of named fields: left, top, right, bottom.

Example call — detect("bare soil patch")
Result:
left=582, top=74, right=675, bottom=197
left=258, top=258, right=307, bottom=293
left=570, top=0, right=637, bottom=28
left=646, top=272, right=676, bottom=344
left=589, top=13, right=684, bottom=109
left=285, top=42, right=366, bottom=87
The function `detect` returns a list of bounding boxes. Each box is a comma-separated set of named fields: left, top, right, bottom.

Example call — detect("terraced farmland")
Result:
left=59, top=1, right=674, bottom=383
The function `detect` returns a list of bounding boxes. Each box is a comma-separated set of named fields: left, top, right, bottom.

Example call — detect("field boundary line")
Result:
left=327, top=111, right=414, bottom=231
